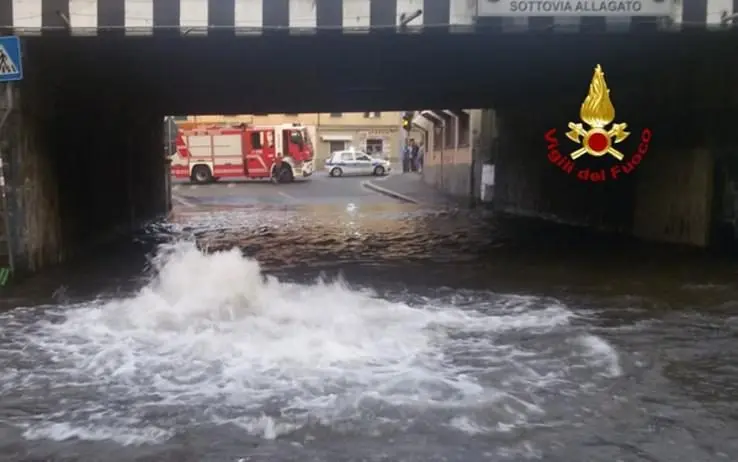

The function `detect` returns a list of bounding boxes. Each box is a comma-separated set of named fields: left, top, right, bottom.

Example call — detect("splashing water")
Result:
left=0, top=242, right=621, bottom=447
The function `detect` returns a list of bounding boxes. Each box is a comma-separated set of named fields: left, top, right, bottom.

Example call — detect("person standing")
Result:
left=409, top=139, right=419, bottom=172
left=401, top=139, right=411, bottom=173
left=416, top=141, right=425, bottom=172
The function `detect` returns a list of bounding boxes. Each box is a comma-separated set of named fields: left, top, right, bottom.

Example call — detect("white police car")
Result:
left=325, top=150, right=391, bottom=177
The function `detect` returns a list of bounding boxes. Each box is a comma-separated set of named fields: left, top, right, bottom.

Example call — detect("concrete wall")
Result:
left=0, top=38, right=169, bottom=275
left=491, top=104, right=641, bottom=231
left=492, top=107, right=717, bottom=245
left=486, top=51, right=738, bottom=247
left=633, top=147, right=714, bottom=247
left=0, top=81, right=62, bottom=273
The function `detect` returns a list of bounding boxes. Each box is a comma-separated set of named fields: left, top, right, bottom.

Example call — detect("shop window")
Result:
left=365, top=138, right=383, bottom=155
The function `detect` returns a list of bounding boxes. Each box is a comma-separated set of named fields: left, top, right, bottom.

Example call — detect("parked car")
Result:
left=325, top=150, right=391, bottom=177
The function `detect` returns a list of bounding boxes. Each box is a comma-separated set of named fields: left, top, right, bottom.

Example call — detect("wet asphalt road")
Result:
left=172, top=171, right=397, bottom=208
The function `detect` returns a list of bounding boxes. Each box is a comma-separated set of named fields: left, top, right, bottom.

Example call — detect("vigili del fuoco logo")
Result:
left=545, top=64, right=652, bottom=182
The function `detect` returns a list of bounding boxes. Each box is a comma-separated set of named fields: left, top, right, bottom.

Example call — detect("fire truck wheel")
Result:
left=276, top=164, right=294, bottom=183
left=191, top=165, right=213, bottom=184
left=330, top=167, right=343, bottom=177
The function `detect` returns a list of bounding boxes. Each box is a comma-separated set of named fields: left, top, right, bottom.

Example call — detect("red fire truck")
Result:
left=170, top=122, right=314, bottom=184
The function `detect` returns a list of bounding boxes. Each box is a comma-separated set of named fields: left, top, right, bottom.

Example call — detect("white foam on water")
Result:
left=575, top=334, right=622, bottom=378
left=22, top=422, right=173, bottom=446
left=0, top=242, right=622, bottom=446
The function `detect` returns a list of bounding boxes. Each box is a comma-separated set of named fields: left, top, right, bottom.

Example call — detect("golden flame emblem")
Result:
left=566, top=65, right=629, bottom=160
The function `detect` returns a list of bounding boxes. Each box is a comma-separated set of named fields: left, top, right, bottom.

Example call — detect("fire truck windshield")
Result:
left=301, top=128, right=312, bottom=148
left=289, top=130, right=303, bottom=145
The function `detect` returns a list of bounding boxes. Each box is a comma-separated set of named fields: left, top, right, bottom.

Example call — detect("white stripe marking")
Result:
left=235, top=0, right=263, bottom=34
left=12, top=0, right=42, bottom=32
left=450, top=0, right=474, bottom=26
left=180, top=0, right=208, bottom=34
left=69, top=0, right=97, bottom=34
left=290, top=0, right=317, bottom=32
left=125, top=0, right=153, bottom=35
left=707, top=0, right=731, bottom=24
left=343, top=0, right=370, bottom=31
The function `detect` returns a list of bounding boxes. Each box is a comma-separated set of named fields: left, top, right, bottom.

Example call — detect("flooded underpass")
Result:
left=0, top=191, right=737, bottom=462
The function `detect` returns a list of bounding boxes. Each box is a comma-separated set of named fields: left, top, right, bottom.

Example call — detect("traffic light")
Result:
left=401, top=111, right=414, bottom=132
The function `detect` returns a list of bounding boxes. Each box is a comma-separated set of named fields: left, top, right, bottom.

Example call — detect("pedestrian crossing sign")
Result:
left=0, top=36, right=22, bottom=82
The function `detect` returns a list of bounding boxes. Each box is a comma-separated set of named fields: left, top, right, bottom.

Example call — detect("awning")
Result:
left=321, top=134, right=353, bottom=141
left=420, top=110, right=443, bottom=122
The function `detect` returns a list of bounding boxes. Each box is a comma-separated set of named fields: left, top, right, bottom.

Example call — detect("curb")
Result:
left=362, top=180, right=420, bottom=204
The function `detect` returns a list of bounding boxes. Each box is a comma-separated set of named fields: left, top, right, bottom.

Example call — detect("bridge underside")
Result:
left=4, top=29, right=738, bottom=274
left=39, top=30, right=738, bottom=113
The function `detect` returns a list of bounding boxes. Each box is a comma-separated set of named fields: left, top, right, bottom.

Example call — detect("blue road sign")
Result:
left=0, top=36, right=22, bottom=82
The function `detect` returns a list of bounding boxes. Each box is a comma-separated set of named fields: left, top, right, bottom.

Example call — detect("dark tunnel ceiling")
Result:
left=29, top=30, right=738, bottom=115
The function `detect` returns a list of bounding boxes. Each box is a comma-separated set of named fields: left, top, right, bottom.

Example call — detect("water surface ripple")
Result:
left=0, top=202, right=736, bottom=461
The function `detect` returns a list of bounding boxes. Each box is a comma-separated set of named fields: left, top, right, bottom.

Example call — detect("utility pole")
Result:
left=397, top=10, right=421, bottom=169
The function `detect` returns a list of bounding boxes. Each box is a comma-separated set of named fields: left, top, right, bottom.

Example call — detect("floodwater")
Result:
left=0, top=197, right=737, bottom=462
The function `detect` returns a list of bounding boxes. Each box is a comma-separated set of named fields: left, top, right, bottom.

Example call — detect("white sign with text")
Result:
left=478, top=0, right=674, bottom=17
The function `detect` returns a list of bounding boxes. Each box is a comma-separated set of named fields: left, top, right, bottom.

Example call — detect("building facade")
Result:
left=177, top=112, right=424, bottom=164
left=411, top=109, right=485, bottom=200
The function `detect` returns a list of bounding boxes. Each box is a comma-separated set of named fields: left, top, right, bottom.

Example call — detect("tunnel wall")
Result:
left=1, top=38, right=169, bottom=275
left=1, top=78, right=63, bottom=273
left=632, top=147, right=714, bottom=246
left=493, top=114, right=716, bottom=246
left=492, top=105, right=638, bottom=231
left=491, top=51, right=738, bottom=247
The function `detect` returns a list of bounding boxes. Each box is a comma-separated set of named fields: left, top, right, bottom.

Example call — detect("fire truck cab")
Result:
left=171, top=122, right=314, bottom=184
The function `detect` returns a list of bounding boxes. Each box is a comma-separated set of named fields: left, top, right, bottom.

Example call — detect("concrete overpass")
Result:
left=0, top=0, right=734, bottom=278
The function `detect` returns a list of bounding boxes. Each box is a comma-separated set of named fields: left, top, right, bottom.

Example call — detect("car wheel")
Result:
left=330, top=167, right=343, bottom=177
left=373, top=165, right=385, bottom=176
